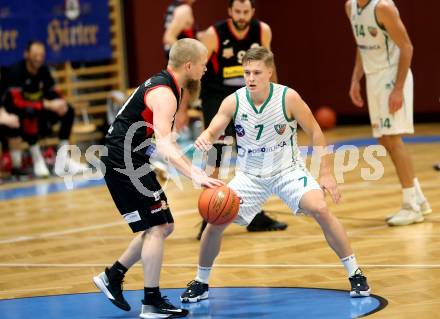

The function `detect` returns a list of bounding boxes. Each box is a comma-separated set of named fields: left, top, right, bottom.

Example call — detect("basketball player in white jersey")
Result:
left=180, top=47, right=370, bottom=302
left=345, top=0, right=431, bottom=226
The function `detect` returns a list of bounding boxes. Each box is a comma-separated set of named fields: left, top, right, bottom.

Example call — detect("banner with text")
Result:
left=0, top=0, right=112, bottom=65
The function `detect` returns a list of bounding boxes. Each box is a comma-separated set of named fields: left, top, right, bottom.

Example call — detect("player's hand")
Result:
left=349, top=81, right=364, bottom=108
left=192, top=170, right=225, bottom=188
left=319, top=173, right=341, bottom=204
left=0, top=109, right=20, bottom=128
left=194, top=130, right=214, bottom=151
left=389, top=88, right=403, bottom=113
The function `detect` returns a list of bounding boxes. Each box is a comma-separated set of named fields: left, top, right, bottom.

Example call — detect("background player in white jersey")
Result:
left=345, top=0, right=431, bottom=226
left=180, top=47, right=370, bottom=302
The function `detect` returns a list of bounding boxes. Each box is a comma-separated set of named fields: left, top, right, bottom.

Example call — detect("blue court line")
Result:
left=0, top=287, right=387, bottom=319
left=1, top=135, right=439, bottom=201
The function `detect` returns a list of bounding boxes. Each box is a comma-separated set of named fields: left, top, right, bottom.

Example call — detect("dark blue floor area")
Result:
left=0, top=287, right=386, bottom=319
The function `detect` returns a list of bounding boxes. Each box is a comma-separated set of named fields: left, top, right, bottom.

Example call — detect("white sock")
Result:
left=11, top=150, right=22, bottom=168
left=413, top=178, right=426, bottom=204
left=402, top=187, right=417, bottom=209
left=195, top=265, right=212, bottom=284
left=30, top=144, right=44, bottom=163
left=341, top=254, right=359, bottom=277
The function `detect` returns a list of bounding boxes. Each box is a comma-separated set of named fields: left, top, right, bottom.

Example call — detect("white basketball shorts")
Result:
left=228, top=167, right=322, bottom=226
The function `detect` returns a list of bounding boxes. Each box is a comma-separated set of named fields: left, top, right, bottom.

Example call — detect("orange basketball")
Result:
left=198, top=186, right=240, bottom=225
left=315, top=106, right=337, bottom=130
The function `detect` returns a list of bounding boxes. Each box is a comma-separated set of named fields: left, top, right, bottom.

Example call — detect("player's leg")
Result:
left=276, top=168, right=370, bottom=297
left=368, top=69, right=428, bottom=225
left=181, top=171, right=269, bottom=303
left=94, top=167, right=188, bottom=317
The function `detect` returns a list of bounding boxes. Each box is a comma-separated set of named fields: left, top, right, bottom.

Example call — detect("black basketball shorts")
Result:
left=103, top=165, right=173, bottom=233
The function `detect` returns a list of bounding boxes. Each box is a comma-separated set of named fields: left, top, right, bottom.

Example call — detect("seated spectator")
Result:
left=2, top=40, right=88, bottom=178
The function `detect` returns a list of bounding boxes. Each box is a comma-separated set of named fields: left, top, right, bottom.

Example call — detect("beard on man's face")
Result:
left=232, top=19, right=250, bottom=31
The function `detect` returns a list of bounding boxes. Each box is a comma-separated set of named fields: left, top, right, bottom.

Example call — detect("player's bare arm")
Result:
left=150, top=87, right=223, bottom=187
left=260, top=22, right=278, bottom=83
left=163, top=4, right=193, bottom=47
left=195, top=94, right=236, bottom=151
left=376, top=0, right=413, bottom=113
left=345, top=1, right=365, bottom=108
left=199, top=26, right=219, bottom=59
left=285, top=88, right=341, bottom=203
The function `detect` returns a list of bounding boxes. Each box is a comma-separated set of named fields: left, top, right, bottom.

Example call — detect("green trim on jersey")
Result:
left=245, top=82, right=274, bottom=114
left=385, top=34, right=390, bottom=64
left=233, top=92, right=239, bottom=121
left=373, top=1, right=387, bottom=31
left=282, top=86, right=294, bottom=122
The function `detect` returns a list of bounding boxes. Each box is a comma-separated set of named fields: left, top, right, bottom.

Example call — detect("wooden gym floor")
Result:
left=0, top=123, right=439, bottom=318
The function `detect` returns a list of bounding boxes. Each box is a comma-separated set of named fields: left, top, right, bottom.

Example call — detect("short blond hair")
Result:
left=242, top=46, right=274, bottom=67
left=168, top=38, right=207, bottom=68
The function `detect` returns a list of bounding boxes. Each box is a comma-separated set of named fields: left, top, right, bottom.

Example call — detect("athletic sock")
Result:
left=143, top=287, right=161, bottom=305
left=195, top=265, right=212, bottom=284
left=413, top=178, right=427, bottom=204
left=341, top=254, right=359, bottom=277
left=108, top=260, right=128, bottom=278
left=402, top=187, right=417, bottom=209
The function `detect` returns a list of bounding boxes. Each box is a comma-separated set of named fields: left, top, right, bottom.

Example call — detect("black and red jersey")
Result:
left=105, top=69, right=182, bottom=168
left=1, top=60, right=61, bottom=114
left=201, top=19, right=262, bottom=98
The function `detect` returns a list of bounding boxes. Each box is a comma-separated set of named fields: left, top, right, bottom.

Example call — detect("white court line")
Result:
left=0, top=263, right=440, bottom=269
left=0, top=208, right=196, bottom=244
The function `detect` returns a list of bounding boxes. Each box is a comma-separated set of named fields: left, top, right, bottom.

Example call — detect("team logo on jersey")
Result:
left=235, top=124, right=245, bottom=137
left=223, top=47, right=234, bottom=59
left=274, top=124, right=286, bottom=135
left=368, top=26, right=378, bottom=37
left=241, top=113, right=248, bottom=121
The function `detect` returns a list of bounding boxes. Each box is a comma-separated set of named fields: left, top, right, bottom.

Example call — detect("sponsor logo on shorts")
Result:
left=123, top=210, right=142, bottom=223
left=150, top=200, right=169, bottom=214
left=235, top=124, right=245, bottom=137
left=274, top=124, right=286, bottom=135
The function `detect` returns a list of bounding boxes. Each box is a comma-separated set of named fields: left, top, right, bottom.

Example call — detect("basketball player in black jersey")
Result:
left=93, top=39, right=223, bottom=318
left=197, top=0, right=286, bottom=239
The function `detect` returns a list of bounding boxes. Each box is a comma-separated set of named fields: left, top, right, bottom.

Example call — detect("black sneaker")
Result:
left=140, top=296, right=189, bottom=318
left=93, top=267, right=131, bottom=311
left=246, top=211, right=288, bottom=232
left=197, top=220, right=208, bottom=241
left=180, top=280, right=209, bottom=303
left=349, top=269, right=371, bottom=297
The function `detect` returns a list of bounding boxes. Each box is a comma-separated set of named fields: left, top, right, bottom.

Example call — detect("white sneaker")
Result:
left=387, top=204, right=424, bottom=226
left=54, top=157, right=89, bottom=176
left=419, top=200, right=432, bottom=216
left=386, top=200, right=432, bottom=221
left=33, top=159, right=50, bottom=178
